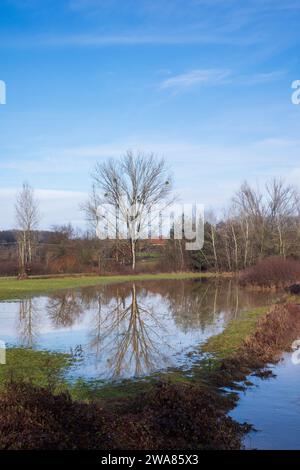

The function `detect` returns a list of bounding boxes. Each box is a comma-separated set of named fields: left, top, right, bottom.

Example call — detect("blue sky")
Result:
left=0, top=0, right=300, bottom=229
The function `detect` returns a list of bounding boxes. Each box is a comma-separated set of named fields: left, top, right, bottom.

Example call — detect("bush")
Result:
left=240, top=256, right=300, bottom=287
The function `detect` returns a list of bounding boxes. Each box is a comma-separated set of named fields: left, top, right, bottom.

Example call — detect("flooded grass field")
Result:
left=0, top=278, right=273, bottom=384
left=2, top=277, right=300, bottom=449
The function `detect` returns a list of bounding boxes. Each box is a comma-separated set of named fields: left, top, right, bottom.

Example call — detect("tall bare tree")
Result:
left=205, top=210, right=219, bottom=271
left=233, top=181, right=266, bottom=260
left=86, top=151, right=173, bottom=270
left=266, top=178, right=300, bottom=258
left=15, top=183, right=40, bottom=275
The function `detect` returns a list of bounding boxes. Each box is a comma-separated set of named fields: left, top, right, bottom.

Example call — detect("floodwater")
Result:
left=231, top=352, right=300, bottom=450
left=4, top=277, right=299, bottom=448
left=0, top=279, right=273, bottom=383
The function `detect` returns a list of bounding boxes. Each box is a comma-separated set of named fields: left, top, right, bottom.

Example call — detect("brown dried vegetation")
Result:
left=239, top=256, right=300, bottom=288
left=0, top=380, right=248, bottom=450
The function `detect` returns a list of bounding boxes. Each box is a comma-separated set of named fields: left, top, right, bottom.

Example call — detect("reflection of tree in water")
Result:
left=18, top=299, right=40, bottom=347
left=46, top=292, right=84, bottom=327
left=17, top=279, right=275, bottom=378
left=89, top=283, right=167, bottom=378
left=49, top=280, right=272, bottom=380
left=165, top=280, right=242, bottom=331
left=85, top=279, right=268, bottom=378
left=142, top=279, right=273, bottom=333
left=146, top=280, right=221, bottom=333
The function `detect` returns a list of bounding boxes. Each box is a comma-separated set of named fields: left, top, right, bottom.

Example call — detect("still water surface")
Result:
left=1, top=278, right=299, bottom=448
left=231, top=352, right=300, bottom=449
left=0, top=279, right=272, bottom=382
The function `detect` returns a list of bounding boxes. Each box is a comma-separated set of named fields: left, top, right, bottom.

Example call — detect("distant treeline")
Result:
left=2, top=174, right=300, bottom=277
left=0, top=230, right=56, bottom=245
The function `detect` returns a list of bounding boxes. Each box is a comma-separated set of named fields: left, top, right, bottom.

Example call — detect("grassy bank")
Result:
left=200, top=302, right=300, bottom=393
left=202, top=306, right=269, bottom=359
left=0, top=272, right=216, bottom=301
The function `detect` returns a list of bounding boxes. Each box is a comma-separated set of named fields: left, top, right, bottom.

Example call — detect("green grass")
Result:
left=202, top=306, right=269, bottom=359
left=0, top=350, right=192, bottom=401
left=0, top=349, right=191, bottom=402
left=0, top=272, right=216, bottom=301
left=70, top=368, right=193, bottom=401
left=0, top=347, right=71, bottom=391
left=70, top=377, right=155, bottom=401
left=136, top=252, right=161, bottom=259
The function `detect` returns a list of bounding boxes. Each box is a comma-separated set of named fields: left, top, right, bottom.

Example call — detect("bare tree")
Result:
left=15, top=183, right=40, bottom=275
left=82, top=184, right=102, bottom=234
left=214, top=179, right=300, bottom=270
left=266, top=178, right=300, bottom=258
left=205, top=210, right=219, bottom=271
left=86, top=151, right=173, bottom=270
left=233, top=181, right=266, bottom=260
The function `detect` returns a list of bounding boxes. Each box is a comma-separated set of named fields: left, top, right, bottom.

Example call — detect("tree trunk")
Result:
left=231, top=224, right=238, bottom=271
left=277, top=223, right=285, bottom=258
left=131, top=239, right=136, bottom=270
left=211, top=225, right=218, bottom=271
left=224, top=234, right=232, bottom=271
left=177, top=239, right=185, bottom=271
left=243, top=219, right=249, bottom=268
left=18, top=233, right=26, bottom=274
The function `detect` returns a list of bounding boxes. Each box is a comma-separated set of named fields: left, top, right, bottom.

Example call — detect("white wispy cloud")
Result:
left=159, top=68, right=286, bottom=93
left=159, top=69, right=232, bottom=92
left=239, top=70, right=286, bottom=85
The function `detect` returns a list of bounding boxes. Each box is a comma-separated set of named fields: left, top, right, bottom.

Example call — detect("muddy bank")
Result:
left=0, top=380, right=248, bottom=450
left=208, top=303, right=300, bottom=388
